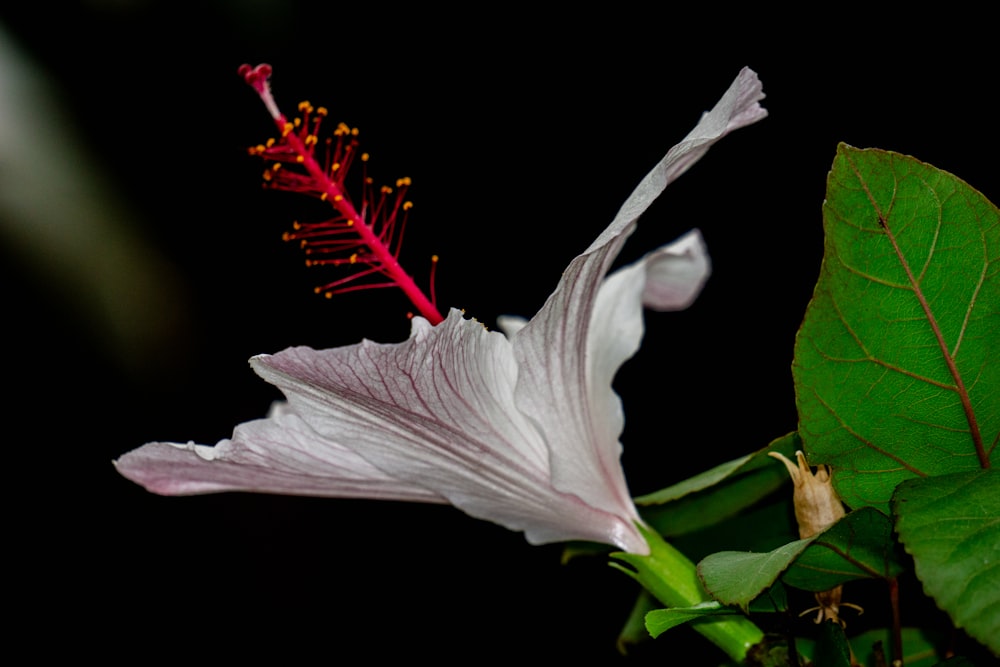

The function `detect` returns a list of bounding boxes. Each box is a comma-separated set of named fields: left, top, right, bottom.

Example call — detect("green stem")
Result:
left=611, top=525, right=765, bottom=663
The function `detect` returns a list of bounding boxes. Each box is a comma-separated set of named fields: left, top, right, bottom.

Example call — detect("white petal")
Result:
left=640, top=228, right=711, bottom=311
left=584, top=67, right=767, bottom=255
left=251, top=311, right=647, bottom=551
left=115, top=402, right=443, bottom=501
left=507, top=69, right=766, bottom=529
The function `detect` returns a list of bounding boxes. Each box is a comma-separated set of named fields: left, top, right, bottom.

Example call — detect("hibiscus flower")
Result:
left=115, top=67, right=766, bottom=556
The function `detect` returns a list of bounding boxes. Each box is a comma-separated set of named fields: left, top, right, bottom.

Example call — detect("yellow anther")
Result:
left=431, top=255, right=439, bottom=262
left=351, top=127, right=359, bottom=136
left=403, top=201, right=413, bottom=211
left=296, top=155, right=304, bottom=163
left=346, top=219, right=353, bottom=226
left=281, top=122, right=294, bottom=136
left=334, top=194, right=344, bottom=202
left=317, top=107, right=328, bottom=116
left=335, top=122, right=351, bottom=135
left=293, top=117, right=302, bottom=127
left=305, top=135, right=318, bottom=146
left=331, top=163, right=341, bottom=171
left=396, top=177, right=412, bottom=187
left=298, top=101, right=312, bottom=112
left=271, top=163, right=282, bottom=172
left=320, top=193, right=328, bottom=201
left=361, top=153, right=370, bottom=162
left=381, top=185, right=393, bottom=194
left=349, top=253, right=358, bottom=264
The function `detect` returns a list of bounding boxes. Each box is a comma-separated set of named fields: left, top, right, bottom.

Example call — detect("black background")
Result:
left=3, top=4, right=995, bottom=663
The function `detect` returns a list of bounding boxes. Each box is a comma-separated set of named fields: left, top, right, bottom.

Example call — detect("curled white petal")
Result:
left=640, top=229, right=711, bottom=311
left=504, top=68, right=765, bottom=539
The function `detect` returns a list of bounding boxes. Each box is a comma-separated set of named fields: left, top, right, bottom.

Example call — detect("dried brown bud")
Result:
left=769, top=449, right=845, bottom=539
left=769, top=449, right=862, bottom=628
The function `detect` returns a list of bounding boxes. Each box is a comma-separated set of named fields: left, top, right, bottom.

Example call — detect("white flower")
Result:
left=115, top=68, right=766, bottom=555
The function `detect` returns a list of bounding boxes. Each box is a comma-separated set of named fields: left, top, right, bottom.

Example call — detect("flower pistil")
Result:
left=239, top=63, right=443, bottom=323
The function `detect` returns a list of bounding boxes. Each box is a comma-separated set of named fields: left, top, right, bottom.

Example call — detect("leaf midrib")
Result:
left=846, top=152, right=989, bottom=469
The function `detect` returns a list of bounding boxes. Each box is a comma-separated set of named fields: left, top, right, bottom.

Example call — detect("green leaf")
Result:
left=636, top=432, right=798, bottom=537
left=893, top=470, right=1000, bottom=656
left=699, top=509, right=903, bottom=613
left=783, top=507, right=904, bottom=593
left=793, top=145, right=999, bottom=512
left=634, top=454, right=756, bottom=504
left=615, top=590, right=658, bottom=654
left=749, top=579, right=789, bottom=613
left=636, top=432, right=799, bottom=505
left=813, top=620, right=853, bottom=667
left=698, top=538, right=814, bottom=609
left=642, top=589, right=791, bottom=640
left=617, top=584, right=785, bottom=651
left=644, top=601, right=737, bottom=638
left=670, top=498, right=798, bottom=564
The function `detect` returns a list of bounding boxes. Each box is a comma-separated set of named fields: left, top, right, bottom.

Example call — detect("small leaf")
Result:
left=893, top=470, right=1000, bottom=656
left=636, top=433, right=798, bottom=505
left=698, top=538, right=814, bottom=609
left=644, top=601, right=736, bottom=638
left=783, top=507, right=904, bottom=592
left=793, top=145, right=999, bottom=512
left=634, top=454, right=756, bottom=504
left=699, top=509, right=903, bottom=614
left=637, top=432, right=798, bottom=537
left=671, top=496, right=798, bottom=562
left=616, top=573, right=784, bottom=649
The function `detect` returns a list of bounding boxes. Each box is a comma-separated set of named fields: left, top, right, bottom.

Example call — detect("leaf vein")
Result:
left=846, top=153, right=988, bottom=468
